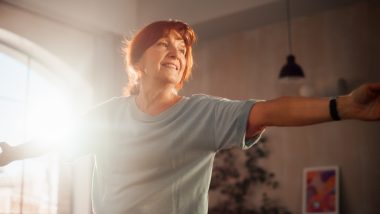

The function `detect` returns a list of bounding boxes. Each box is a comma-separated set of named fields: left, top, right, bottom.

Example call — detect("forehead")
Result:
left=161, top=30, right=185, bottom=44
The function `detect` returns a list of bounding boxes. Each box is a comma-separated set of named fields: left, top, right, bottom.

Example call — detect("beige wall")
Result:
left=184, top=1, right=380, bottom=213
left=0, top=2, right=126, bottom=103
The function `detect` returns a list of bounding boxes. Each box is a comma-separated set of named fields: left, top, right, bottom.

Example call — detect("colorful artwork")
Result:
left=303, top=166, right=339, bottom=214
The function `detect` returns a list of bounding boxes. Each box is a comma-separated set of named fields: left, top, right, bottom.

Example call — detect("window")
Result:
left=0, top=42, right=73, bottom=214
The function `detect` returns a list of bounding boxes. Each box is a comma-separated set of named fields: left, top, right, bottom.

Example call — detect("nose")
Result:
left=168, top=45, right=180, bottom=59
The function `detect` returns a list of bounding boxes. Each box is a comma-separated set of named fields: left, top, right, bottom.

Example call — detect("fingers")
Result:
left=0, top=142, right=10, bottom=153
left=368, top=82, right=380, bottom=93
left=0, top=142, right=4, bottom=153
left=0, top=142, right=12, bottom=166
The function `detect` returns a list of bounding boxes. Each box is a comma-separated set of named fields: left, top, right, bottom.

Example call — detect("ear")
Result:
left=131, top=64, right=146, bottom=79
left=133, top=61, right=143, bottom=72
left=134, top=57, right=149, bottom=74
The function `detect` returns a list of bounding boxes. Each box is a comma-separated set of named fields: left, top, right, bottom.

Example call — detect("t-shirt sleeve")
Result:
left=214, top=98, right=264, bottom=151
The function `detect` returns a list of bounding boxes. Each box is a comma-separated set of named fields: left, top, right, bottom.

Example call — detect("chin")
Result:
left=157, top=75, right=179, bottom=85
left=159, top=69, right=183, bottom=84
left=165, top=74, right=182, bottom=83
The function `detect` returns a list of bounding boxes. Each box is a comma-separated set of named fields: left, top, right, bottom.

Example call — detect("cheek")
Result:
left=141, top=49, right=162, bottom=67
left=180, top=57, right=187, bottom=72
left=143, top=57, right=160, bottom=72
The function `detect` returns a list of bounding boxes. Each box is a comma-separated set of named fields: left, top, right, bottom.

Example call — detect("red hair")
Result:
left=123, top=20, right=196, bottom=95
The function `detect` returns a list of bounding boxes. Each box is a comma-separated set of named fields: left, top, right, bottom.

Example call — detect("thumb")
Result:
left=0, top=142, right=11, bottom=153
left=352, top=84, right=378, bottom=105
left=0, top=142, right=13, bottom=167
left=368, top=82, right=380, bottom=93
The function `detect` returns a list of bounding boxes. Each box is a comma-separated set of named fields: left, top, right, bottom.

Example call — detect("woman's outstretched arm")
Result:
left=246, top=82, right=380, bottom=137
left=0, top=141, right=53, bottom=167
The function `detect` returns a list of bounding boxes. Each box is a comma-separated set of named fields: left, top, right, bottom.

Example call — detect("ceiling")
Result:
left=3, top=0, right=362, bottom=39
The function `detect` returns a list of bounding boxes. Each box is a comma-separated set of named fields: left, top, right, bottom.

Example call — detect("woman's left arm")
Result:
left=246, top=82, right=380, bottom=138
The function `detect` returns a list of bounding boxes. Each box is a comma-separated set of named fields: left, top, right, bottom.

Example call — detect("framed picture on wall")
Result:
left=302, top=166, right=339, bottom=214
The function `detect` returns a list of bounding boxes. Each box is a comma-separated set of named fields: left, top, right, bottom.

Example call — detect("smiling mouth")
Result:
left=161, top=63, right=178, bottom=70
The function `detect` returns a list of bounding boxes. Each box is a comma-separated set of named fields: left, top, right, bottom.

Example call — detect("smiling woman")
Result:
left=137, top=31, right=187, bottom=86
left=123, top=20, right=196, bottom=96
left=1, top=19, right=379, bottom=214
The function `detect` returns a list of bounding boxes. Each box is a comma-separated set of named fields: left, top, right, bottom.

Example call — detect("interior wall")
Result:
left=183, top=1, right=380, bottom=213
left=0, top=2, right=126, bottom=102
left=136, top=0, right=277, bottom=27
left=2, top=0, right=137, bottom=35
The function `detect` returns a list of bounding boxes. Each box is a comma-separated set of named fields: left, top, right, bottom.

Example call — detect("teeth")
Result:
left=163, top=63, right=177, bottom=70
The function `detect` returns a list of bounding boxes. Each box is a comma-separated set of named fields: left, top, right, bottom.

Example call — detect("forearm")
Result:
left=257, top=95, right=351, bottom=127
left=9, top=141, right=53, bottom=162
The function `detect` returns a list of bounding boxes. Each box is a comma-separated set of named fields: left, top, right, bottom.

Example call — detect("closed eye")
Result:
left=157, top=41, right=169, bottom=48
left=179, top=48, right=186, bottom=55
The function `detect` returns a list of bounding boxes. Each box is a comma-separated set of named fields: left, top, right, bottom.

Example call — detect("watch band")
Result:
left=329, top=97, right=341, bottom=121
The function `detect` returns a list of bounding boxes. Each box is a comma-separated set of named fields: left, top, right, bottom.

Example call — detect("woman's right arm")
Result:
left=0, top=141, right=52, bottom=167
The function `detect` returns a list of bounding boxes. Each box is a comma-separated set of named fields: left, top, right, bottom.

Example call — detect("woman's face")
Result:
left=136, top=30, right=187, bottom=87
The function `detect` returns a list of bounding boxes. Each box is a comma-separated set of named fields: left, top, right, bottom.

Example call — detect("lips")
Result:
left=161, top=62, right=179, bottom=70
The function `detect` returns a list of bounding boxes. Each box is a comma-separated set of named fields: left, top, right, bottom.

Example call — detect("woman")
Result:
left=0, top=20, right=379, bottom=214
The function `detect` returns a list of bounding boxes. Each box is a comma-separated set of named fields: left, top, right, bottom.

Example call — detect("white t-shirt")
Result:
left=68, top=94, right=263, bottom=214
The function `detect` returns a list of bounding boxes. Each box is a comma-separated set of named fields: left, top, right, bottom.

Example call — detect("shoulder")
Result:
left=84, top=96, right=132, bottom=117
left=188, top=94, right=258, bottom=116
left=182, top=94, right=255, bottom=116
left=92, top=96, right=130, bottom=109
left=188, top=94, right=231, bottom=104
left=181, top=94, right=222, bottom=110
left=188, top=94, right=253, bottom=106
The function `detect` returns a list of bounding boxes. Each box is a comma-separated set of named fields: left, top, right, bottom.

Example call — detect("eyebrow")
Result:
left=160, top=36, right=186, bottom=46
left=174, top=37, right=186, bottom=45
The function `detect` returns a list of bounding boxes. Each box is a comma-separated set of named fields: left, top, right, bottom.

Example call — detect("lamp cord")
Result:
left=286, top=0, right=293, bottom=55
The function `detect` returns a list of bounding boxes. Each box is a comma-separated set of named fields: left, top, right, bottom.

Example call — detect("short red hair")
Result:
left=123, top=20, right=196, bottom=95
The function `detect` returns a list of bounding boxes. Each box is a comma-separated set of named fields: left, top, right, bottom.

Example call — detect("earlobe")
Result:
left=132, top=65, right=146, bottom=78
left=134, top=62, right=142, bottom=72
left=134, top=60, right=147, bottom=75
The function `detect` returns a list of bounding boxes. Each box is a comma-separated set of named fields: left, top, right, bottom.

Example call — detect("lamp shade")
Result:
left=279, top=54, right=305, bottom=78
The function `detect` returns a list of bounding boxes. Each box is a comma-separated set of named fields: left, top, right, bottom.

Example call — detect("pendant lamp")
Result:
left=279, top=0, right=305, bottom=79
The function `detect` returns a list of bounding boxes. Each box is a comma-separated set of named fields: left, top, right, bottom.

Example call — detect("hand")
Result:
left=0, top=142, right=13, bottom=167
left=343, top=82, right=380, bottom=121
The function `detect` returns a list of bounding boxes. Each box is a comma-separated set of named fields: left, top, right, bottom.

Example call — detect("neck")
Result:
left=135, top=83, right=181, bottom=115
